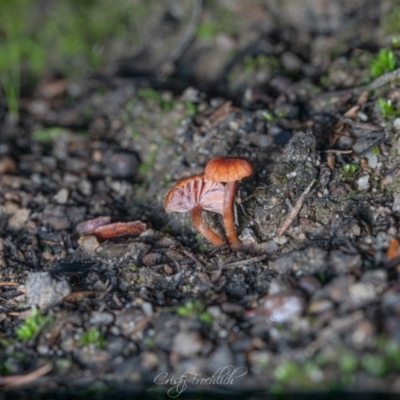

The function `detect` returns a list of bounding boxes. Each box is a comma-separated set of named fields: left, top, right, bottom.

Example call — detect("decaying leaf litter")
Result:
left=1, top=0, right=400, bottom=395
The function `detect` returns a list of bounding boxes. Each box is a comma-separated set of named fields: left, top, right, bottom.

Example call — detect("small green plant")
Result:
left=137, top=88, right=176, bottom=113
left=263, top=111, right=274, bottom=122
left=32, top=127, right=64, bottom=143
left=16, top=308, right=46, bottom=340
left=377, top=98, right=400, bottom=119
left=80, top=327, right=105, bottom=349
left=371, top=146, right=380, bottom=156
left=177, top=300, right=213, bottom=324
left=370, top=49, right=397, bottom=78
left=342, top=163, right=359, bottom=178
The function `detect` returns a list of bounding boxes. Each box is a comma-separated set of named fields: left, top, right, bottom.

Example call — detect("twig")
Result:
left=278, top=180, right=316, bottom=236
left=1, top=364, right=52, bottom=390
left=333, top=114, right=383, bottom=131
left=220, top=254, right=268, bottom=269
left=0, top=282, right=19, bottom=287
left=158, top=0, right=202, bottom=77
left=320, top=149, right=353, bottom=154
left=317, top=67, right=400, bottom=99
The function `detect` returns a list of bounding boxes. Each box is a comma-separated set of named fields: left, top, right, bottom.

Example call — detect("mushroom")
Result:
left=204, top=157, right=253, bottom=251
left=164, top=175, right=225, bottom=246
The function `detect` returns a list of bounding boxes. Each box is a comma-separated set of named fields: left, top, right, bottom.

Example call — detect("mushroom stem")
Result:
left=190, top=204, right=224, bottom=246
left=223, top=181, right=240, bottom=251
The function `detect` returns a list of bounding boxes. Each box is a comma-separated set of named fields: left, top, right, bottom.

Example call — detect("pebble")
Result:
left=96, top=242, right=150, bottom=262
left=357, top=175, right=370, bottom=190
left=89, top=312, right=114, bottom=325
left=349, top=283, right=377, bottom=303
left=172, top=331, right=203, bottom=357
left=258, top=293, right=305, bottom=323
left=392, top=193, right=400, bottom=212
left=255, top=240, right=278, bottom=254
left=78, top=235, right=100, bottom=257
left=25, top=272, right=71, bottom=310
left=329, top=250, right=362, bottom=274
left=273, top=246, right=328, bottom=274
left=7, top=208, right=31, bottom=230
left=240, top=228, right=259, bottom=248
left=394, top=118, right=400, bottom=130
left=206, top=345, right=234, bottom=372
left=0, top=156, right=17, bottom=174
left=298, top=275, right=321, bottom=294
left=109, top=152, right=139, bottom=178
left=54, top=188, right=69, bottom=204
left=308, top=299, right=334, bottom=314
left=366, top=154, right=378, bottom=169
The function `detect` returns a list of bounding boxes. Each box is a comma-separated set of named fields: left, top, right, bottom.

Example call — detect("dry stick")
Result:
left=278, top=180, right=316, bottom=237
left=0, top=282, right=19, bottom=287
left=1, top=364, right=52, bottom=390
left=317, top=67, right=400, bottom=99
left=220, top=254, right=268, bottom=269
left=320, top=149, right=353, bottom=154
left=158, top=0, right=202, bottom=77
left=333, top=114, right=383, bottom=131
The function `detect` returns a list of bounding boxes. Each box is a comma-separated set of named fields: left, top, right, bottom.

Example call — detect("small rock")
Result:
left=109, top=152, right=139, bottom=178
left=25, top=272, right=71, bottom=310
left=172, top=331, right=203, bottom=357
left=329, top=250, right=362, bottom=274
left=96, top=242, right=150, bottom=262
left=273, top=246, right=328, bottom=274
left=7, top=208, right=30, bottom=230
left=357, top=175, right=370, bottom=190
left=0, top=156, right=17, bottom=174
left=78, top=235, right=100, bottom=257
left=206, top=345, right=234, bottom=372
left=255, top=240, right=278, bottom=254
left=54, top=188, right=69, bottom=204
left=394, top=118, right=400, bottom=130
left=240, top=228, right=259, bottom=249
left=349, top=283, right=377, bottom=303
left=258, top=293, right=305, bottom=323
left=273, top=236, right=288, bottom=245
left=298, top=275, right=321, bottom=294
left=324, top=275, right=355, bottom=303
left=90, top=312, right=114, bottom=325
left=308, top=299, right=334, bottom=314
left=142, top=253, right=162, bottom=267
left=392, top=193, right=400, bottom=212
left=366, top=154, right=378, bottom=169
left=349, top=320, right=375, bottom=349
left=78, top=179, right=93, bottom=196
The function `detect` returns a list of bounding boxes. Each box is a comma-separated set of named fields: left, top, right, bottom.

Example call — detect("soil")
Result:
left=1, top=0, right=400, bottom=398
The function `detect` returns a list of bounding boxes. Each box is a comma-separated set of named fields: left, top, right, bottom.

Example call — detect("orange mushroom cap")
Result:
left=164, top=174, right=225, bottom=214
left=204, top=157, right=253, bottom=183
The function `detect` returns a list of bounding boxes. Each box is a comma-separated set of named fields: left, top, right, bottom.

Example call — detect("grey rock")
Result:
left=96, top=242, right=150, bottom=262
left=258, top=293, right=305, bottom=323
left=90, top=311, right=114, bottom=325
left=109, top=152, right=139, bottom=178
left=273, top=246, right=328, bottom=274
left=25, top=272, right=71, bottom=310
left=172, top=331, right=203, bottom=357
left=206, top=345, right=234, bottom=373
left=329, top=250, right=362, bottom=274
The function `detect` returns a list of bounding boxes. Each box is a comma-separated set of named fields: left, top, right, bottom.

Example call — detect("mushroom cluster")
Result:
left=164, top=157, right=253, bottom=251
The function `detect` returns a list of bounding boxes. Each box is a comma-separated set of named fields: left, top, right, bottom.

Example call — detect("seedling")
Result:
left=377, top=98, right=400, bottom=119
left=16, top=308, right=46, bottom=340
left=80, top=327, right=106, bottom=349
left=371, top=146, right=380, bottom=156
left=370, top=49, right=397, bottom=78
left=32, top=127, right=64, bottom=143
left=342, top=163, right=359, bottom=178
left=177, top=300, right=213, bottom=324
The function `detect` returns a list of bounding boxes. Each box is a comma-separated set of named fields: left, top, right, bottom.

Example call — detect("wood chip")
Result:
left=63, top=291, right=97, bottom=303
left=387, top=238, right=400, bottom=262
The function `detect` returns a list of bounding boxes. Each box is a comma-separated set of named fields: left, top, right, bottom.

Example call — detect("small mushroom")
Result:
left=205, top=157, right=253, bottom=250
left=164, top=175, right=225, bottom=246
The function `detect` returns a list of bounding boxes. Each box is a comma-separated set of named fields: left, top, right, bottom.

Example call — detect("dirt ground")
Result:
left=1, top=0, right=400, bottom=398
